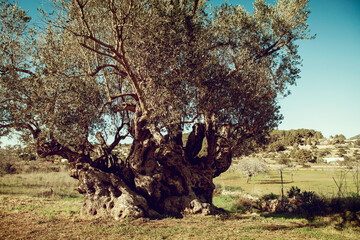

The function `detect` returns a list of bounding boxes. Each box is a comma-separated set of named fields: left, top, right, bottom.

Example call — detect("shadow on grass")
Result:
left=216, top=211, right=352, bottom=233
left=260, top=211, right=308, bottom=220
left=215, top=211, right=316, bottom=231
left=257, top=180, right=294, bottom=184
left=259, top=211, right=360, bottom=229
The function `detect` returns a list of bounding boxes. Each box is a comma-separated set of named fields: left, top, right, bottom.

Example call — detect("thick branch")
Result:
left=68, top=0, right=148, bottom=116
left=79, top=42, right=114, bottom=59
left=159, top=114, right=200, bottom=130
left=185, top=123, right=205, bottom=161
left=89, top=64, right=127, bottom=78
left=109, top=127, right=129, bottom=152
left=148, top=124, right=164, bottom=146
left=14, top=67, right=37, bottom=78
left=96, top=132, right=107, bottom=148
left=112, top=102, right=136, bottom=113
left=204, top=112, right=217, bottom=163
left=0, top=122, right=39, bottom=139
left=34, top=136, right=83, bottom=162
left=192, top=0, right=200, bottom=15
left=111, top=93, right=138, bottom=101
left=0, top=66, right=37, bottom=78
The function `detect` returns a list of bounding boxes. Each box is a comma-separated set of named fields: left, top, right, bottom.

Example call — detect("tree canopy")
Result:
left=1, top=0, right=313, bottom=154
left=0, top=0, right=314, bottom=218
left=267, top=129, right=323, bottom=150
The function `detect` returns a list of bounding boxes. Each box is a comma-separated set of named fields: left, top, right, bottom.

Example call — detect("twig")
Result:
left=332, top=177, right=345, bottom=198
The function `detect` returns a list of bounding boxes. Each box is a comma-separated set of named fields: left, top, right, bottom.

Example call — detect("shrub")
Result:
left=234, top=197, right=254, bottom=213
left=278, top=153, right=290, bottom=165
left=337, top=148, right=347, bottom=157
left=213, top=195, right=239, bottom=213
left=253, top=193, right=280, bottom=213
left=261, top=193, right=280, bottom=201
left=0, top=162, right=17, bottom=176
left=328, top=193, right=360, bottom=225
left=344, top=193, right=360, bottom=213
left=317, top=149, right=329, bottom=158
left=19, top=152, right=36, bottom=161
left=268, top=141, right=286, bottom=152
left=287, top=186, right=301, bottom=198
left=257, top=185, right=360, bottom=224
left=213, top=184, right=223, bottom=197
left=293, top=149, right=314, bottom=165
left=300, top=190, right=326, bottom=219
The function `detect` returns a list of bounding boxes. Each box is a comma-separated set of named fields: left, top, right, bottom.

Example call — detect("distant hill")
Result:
left=350, top=134, right=360, bottom=140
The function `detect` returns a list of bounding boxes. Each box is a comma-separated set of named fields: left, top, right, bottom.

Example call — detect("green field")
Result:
left=214, top=167, right=360, bottom=198
left=0, top=167, right=359, bottom=239
left=0, top=171, right=80, bottom=198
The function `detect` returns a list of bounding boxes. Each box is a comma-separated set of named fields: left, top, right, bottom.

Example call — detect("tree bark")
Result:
left=32, top=107, right=233, bottom=219
left=65, top=109, right=234, bottom=219
left=69, top=140, right=216, bottom=219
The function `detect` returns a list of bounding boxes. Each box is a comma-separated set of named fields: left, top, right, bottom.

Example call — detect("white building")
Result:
left=323, top=157, right=344, bottom=163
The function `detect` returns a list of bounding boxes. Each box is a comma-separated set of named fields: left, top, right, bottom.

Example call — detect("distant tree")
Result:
left=294, top=149, right=314, bottom=165
left=297, top=129, right=313, bottom=139
left=332, top=134, right=346, bottom=144
left=268, top=141, right=286, bottom=152
left=314, top=131, right=323, bottom=140
left=278, top=152, right=290, bottom=165
left=317, top=148, right=331, bottom=158
left=234, top=158, right=268, bottom=183
left=289, top=132, right=303, bottom=145
left=267, top=129, right=322, bottom=148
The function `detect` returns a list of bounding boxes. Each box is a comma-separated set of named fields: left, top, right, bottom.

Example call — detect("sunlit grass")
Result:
left=0, top=171, right=81, bottom=199
left=0, top=166, right=359, bottom=239
left=4, top=194, right=357, bottom=240
left=214, top=168, right=359, bottom=198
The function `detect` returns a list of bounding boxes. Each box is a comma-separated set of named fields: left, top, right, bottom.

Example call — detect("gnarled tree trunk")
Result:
left=66, top=109, right=232, bottom=219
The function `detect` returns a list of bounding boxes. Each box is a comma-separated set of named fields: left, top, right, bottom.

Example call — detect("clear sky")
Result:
left=212, top=0, right=360, bottom=139
left=8, top=0, right=360, bottom=140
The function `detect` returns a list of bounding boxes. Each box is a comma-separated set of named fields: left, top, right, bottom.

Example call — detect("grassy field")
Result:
left=214, top=167, right=360, bottom=198
left=1, top=194, right=359, bottom=240
left=0, top=167, right=359, bottom=239
left=0, top=171, right=80, bottom=198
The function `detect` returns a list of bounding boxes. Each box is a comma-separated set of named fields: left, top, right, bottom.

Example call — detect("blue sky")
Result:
left=277, top=0, right=360, bottom=139
left=9, top=0, right=360, bottom=139
left=213, top=0, right=360, bottom=138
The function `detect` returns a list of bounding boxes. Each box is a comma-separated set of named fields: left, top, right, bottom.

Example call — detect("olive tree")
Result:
left=0, top=0, right=313, bottom=219
left=234, top=158, right=268, bottom=183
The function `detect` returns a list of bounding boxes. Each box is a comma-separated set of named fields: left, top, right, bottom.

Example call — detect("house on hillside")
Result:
left=323, top=157, right=344, bottom=163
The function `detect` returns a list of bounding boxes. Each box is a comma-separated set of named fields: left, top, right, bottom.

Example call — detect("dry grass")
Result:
left=0, top=165, right=359, bottom=239
left=0, top=171, right=80, bottom=199
left=1, top=195, right=359, bottom=240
